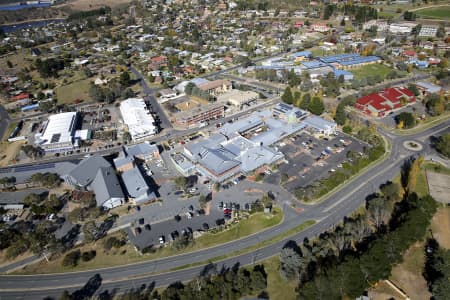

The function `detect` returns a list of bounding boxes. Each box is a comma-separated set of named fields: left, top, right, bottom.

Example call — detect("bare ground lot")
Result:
left=55, top=0, right=132, bottom=11
left=426, top=171, right=450, bottom=204
left=431, top=206, right=450, bottom=249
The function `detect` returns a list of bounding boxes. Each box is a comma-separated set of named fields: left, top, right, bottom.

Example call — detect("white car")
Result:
left=159, top=236, right=165, bottom=244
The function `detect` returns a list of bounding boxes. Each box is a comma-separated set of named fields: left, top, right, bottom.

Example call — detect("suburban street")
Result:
left=0, top=119, right=448, bottom=299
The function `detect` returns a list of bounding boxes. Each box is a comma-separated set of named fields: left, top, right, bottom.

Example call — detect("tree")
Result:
left=6, top=60, right=13, bottom=68
left=62, top=250, right=81, bottom=267
left=435, top=133, right=450, bottom=158
left=82, top=221, right=99, bottom=243
left=185, top=82, right=196, bottom=95
left=279, top=244, right=303, bottom=280
left=342, top=125, right=352, bottom=134
left=309, top=96, right=325, bottom=115
left=395, top=112, right=415, bottom=129
left=174, top=176, right=188, bottom=192
left=408, top=84, right=420, bottom=96
left=119, top=71, right=131, bottom=87
left=300, top=93, right=311, bottom=110
left=281, top=86, right=293, bottom=104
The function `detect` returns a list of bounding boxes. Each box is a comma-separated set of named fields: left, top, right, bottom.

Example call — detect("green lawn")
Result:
left=415, top=168, right=429, bottom=198
left=351, top=64, right=393, bottom=80
left=193, top=208, right=283, bottom=248
left=55, top=78, right=92, bottom=105
left=250, top=256, right=298, bottom=300
left=424, top=162, right=450, bottom=176
left=416, top=6, right=450, bottom=20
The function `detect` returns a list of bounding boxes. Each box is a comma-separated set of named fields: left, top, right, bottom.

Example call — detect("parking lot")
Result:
left=123, top=173, right=282, bottom=250
left=263, top=131, right=366, bottom=193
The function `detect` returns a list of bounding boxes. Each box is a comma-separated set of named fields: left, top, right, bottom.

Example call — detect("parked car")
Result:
left=202, top=223, right=209, bottom=230
left=144, top=224, right=151, bottom=230
left=139, top=218, right=145, bottom=225
left=159, top=236, right=165, bottom=244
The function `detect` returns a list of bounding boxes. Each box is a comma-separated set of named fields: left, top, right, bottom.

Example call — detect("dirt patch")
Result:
left=369, top=280, right=406, bottom=300
left=0, top=141, right=25, bottom=167
left=54, top=0, right=131, bottom=11
left=431, top=206, right=450, bottom=249
left=390, top=242, right=431, bottom=300
left=426, top=171, right=450, bottom=204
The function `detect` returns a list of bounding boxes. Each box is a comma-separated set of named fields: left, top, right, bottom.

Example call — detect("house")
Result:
left=64, top=155, right=125, bottom=209
left=197, top=79, right=232, bottom=96
left=311, top=23, right=329, bottom=33
left=148, top=55, right=168, bottom=70
left=355, top=87, right=416, bottom=117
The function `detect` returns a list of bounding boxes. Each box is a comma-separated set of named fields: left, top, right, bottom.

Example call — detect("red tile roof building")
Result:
left=355, top=87, right=416, bottom=117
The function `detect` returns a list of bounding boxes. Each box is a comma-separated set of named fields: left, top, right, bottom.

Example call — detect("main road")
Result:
left=1, top=120, right=448, bottom=299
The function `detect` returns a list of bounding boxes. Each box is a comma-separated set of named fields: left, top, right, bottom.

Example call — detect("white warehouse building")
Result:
left=120, top=98, right=157, bottom=141
left=35, top=112, right=80, bottom=152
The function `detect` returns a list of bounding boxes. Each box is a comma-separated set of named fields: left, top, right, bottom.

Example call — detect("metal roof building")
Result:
left=36, top=112, right=79, bottom=152
left=90, top=167, right=125, bottom=209
left=120, top=98, right=156, bottom=141
left=303, top=116, right=337, bottom=135
left=121, top=167, right=156, bottom=205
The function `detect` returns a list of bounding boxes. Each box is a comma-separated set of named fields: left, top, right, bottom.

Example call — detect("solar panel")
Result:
left=51, top=133, right=61, bottom=143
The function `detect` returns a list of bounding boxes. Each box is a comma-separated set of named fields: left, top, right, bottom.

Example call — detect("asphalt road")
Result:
left=1, top=120, right=448, bottom=300
left=0, top=104, right=10, bottom=140
left=129, top=65, right=172, bottom=131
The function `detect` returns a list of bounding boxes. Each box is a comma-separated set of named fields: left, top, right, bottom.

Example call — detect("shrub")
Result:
left=81, top=250, right=96, bottom=262
left=62, top=250, right=81, bottom=267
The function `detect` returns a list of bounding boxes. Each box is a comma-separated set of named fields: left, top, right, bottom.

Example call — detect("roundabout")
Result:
left=403, top=140, right=423, bottom=151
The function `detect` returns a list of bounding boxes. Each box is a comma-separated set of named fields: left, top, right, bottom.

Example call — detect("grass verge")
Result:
left=392, top=111, right=450, bottom=135
left=170, top=220, right=316, bottom=272
left=16, top=209, right=284, bottom=274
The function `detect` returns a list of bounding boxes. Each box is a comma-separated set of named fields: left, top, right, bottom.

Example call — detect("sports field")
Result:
left=415, top=6, right=450, bottom=20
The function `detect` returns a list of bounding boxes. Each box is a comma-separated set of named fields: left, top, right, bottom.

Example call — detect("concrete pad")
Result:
left=426, top=171, right=450, bottom=204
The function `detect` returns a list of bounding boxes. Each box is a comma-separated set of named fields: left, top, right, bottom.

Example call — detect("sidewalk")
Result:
left=0, top=255, right=42, bottom=274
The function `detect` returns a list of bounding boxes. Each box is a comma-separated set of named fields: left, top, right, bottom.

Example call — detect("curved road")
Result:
left=0, top=120, right=448, bottom=299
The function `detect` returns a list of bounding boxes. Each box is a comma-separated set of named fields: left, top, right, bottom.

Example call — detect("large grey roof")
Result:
left=197, top=146, right=240, bottom=176
left=67, top=155, right=111, bottom=187
left=90, top=166, right=124, bottom=207
left=126, top=143, right=159, bottom=158
left=237, top=145, right=284, bottom=173
left=121, top=167, right=150, bottom=199
left=303, top=116, right=336, bottom=131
